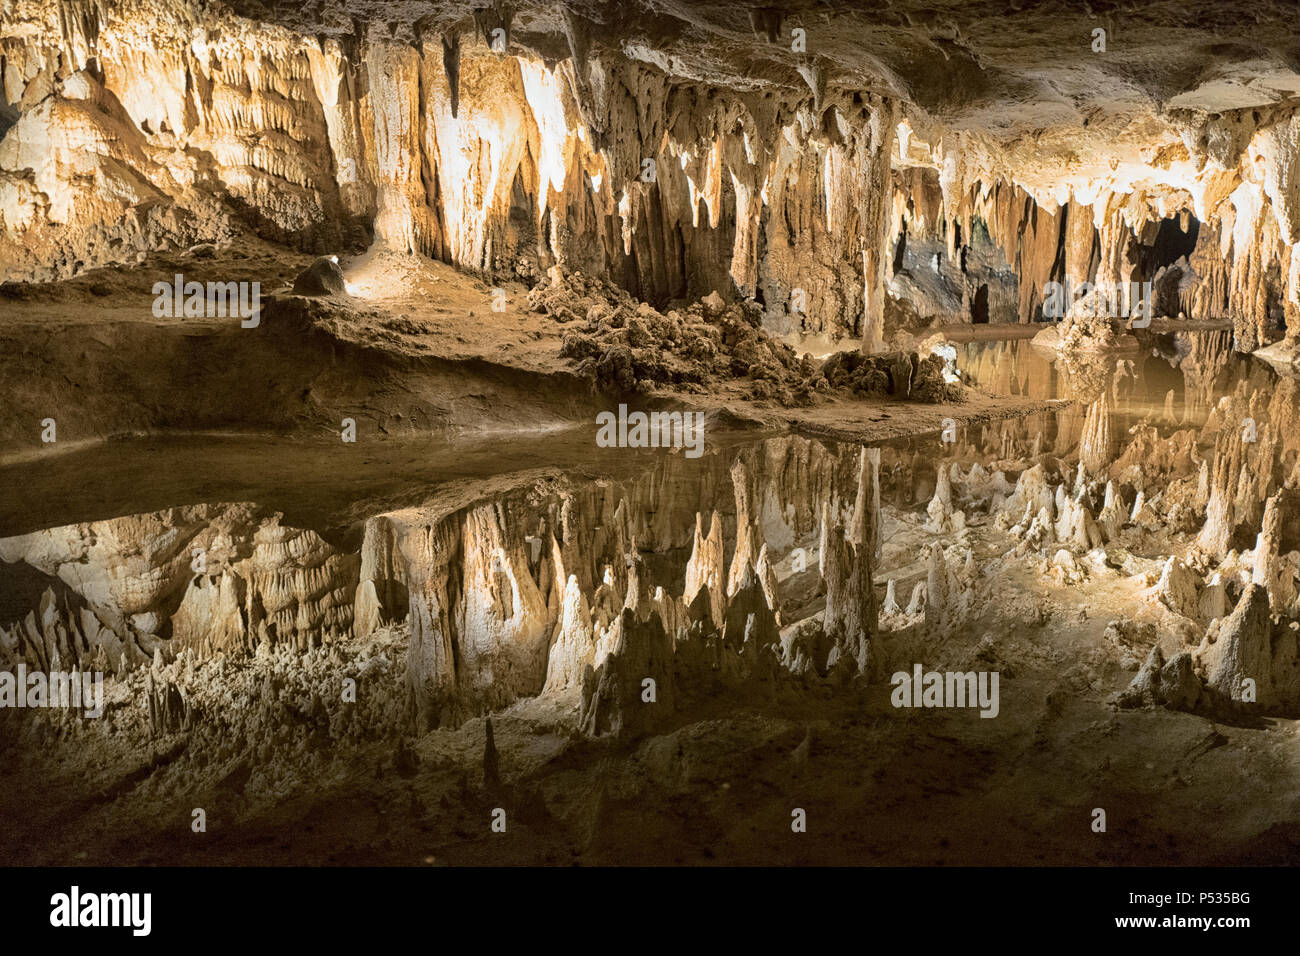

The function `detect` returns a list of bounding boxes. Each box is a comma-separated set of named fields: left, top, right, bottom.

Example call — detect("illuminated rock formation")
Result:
left=1153, top=557, right=1202, bottom=622
left=1195, top=584, right=1300, bottom=712
left=578, top=608, right=674, bottom=738
left=1252, top=493, right=1296, bottom=612
left=924, top=462, right=958, bottom=534
left=684, top=512, right=725, bottom=631
left=0, top=504, right=358, bottom=662
left=1197, top=430, right=1244, bottom=558
left=542, top=574, right=595, bottom=694
left=7, top=0, right=1299, bottom=351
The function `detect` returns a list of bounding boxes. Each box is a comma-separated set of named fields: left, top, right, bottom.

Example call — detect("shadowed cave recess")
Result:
left=3, top=0, right=1300, bottom=869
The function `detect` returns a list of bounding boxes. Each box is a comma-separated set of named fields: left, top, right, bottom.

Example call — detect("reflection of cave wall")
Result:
left=1139, top=215, right=1201, bottom=317
left=971, top=283, right=989, bottom=323
left=0, top=434, right=876, bottom=732
left=1138, top=215, right=1200, bottom=278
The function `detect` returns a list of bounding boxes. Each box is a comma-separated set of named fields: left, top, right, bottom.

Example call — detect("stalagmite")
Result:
left=819, top=498, right=877, bottom=673
left=579, top=608, right=674, bottom=738
left=850, top=447, right=883, bottom=560
left=1200, top=573, right=1228, bottom=622
left=684, top=512, right=726, bottom=630
left=905, top=582, right=927, bottom=617
left=1154, top=557, right=1202, bottom=621
left=728, top=459, right=762, bottom=597
left=1197, top=430, right=1244, bottom=558
left=406, top=522, right=460, bottom=731
left=925, top=463, right=957, bottom=533
left=1252, top=493, right=1295, bottom=611
left=1054, top=489, right=1105, bottom=553
left=144, top=667, right=188, bottom=736
left=1002, top=464, right=1053, bottom=521
left=1130, top=491, right=1161, bottom=531
left=1119, top=646, right=1202, bottom=711
left=1196, top=585, right=1300, bottom=711
left=542, top=575, right=596, bottom=694
left=754, top=545, right=782, bottom=626
left=1079, top=395, right=1112, bottom=479
left=881, top=579, right=902, bottom=617
left=1097, top=482, right=1127, bottom=541
left=722, top=564, right=781, bottom=678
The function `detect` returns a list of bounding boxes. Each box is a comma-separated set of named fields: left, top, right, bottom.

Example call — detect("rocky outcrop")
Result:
left=1133, top=582, right=1300, bottom=715
left=1195, top=585, right=1300, bottom=712
left=578, top=608, right=674, bottom=738
left=1119, top=645, right=1202, bottom=711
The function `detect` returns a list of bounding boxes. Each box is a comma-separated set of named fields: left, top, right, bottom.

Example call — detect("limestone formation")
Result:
left=578, top=608, right=674, bottom=738
left=1195, top=584, right=1300, bottom=711
left=1119, top=646, right=1202, bottom=711
left=1153, top=557, right=1202, bottom=621
left=1197, top=430, right=1244, bottom=558
left=925, top=463, right=958, bottom=534
left=7, top=0, right=1300, bottom=871
left=542, top=575, right=595, bottom=694
left=1252, top=493, right=1296, bottom=611
left=684, top=512, right=725, bottom=631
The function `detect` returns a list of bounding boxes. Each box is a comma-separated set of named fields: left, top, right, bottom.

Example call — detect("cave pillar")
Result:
left=860, top=99, right=898, bottom=353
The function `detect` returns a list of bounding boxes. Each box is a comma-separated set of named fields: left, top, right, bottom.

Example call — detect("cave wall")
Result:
left=889, top=116, right=1300, bottom=344
left=4, top=1, right=1300, bottom=349
left=0, top=0, right=898, bottom=346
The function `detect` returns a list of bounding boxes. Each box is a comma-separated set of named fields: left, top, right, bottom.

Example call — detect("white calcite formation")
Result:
left=924, top=463, right=962, bottom=534
left=1252, top=493, right=1296, bottom=612
left=6, top=1, right=1300, bottom=349
left=1196, top=585, right=1300, bottom=712
left=1152, top=557, right=1203, bottom=622
left=0, top=503, right=358, bottom=666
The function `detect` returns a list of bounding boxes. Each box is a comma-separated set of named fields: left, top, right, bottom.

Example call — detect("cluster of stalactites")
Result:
left=0, top=0, right=903, bottom=343
left=889, top=108, right=1300, bottom=340
left=383, top=437, right=881, bottom=735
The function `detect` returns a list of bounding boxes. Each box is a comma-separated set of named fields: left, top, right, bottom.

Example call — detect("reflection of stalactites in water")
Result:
left=1079, top=393, right=1113, bottom=477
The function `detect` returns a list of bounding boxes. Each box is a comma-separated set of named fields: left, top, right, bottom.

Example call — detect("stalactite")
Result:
left=442, top=32, right=462, bottom=119
left=748, top=8, right=782, bottom=45
left=473, top=3, right=513, bottom=53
